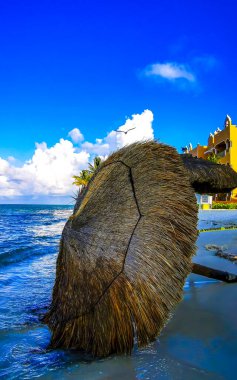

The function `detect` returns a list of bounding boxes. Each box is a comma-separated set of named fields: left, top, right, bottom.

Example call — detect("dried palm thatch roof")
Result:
left=44, top=141, right=198, bottom=357
left=181, top=154, right=237, bottom=194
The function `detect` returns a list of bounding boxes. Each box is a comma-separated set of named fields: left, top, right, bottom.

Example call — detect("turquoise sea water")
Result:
left=0, top=205, right=237, bottom=379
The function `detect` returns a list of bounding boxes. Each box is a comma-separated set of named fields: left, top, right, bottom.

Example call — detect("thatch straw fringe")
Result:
left=44, top=141, right=198, bottom=357
left=181, top=154, right=237, bottom=194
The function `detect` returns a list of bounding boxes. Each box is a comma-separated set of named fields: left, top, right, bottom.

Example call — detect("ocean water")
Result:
left=0, top=205, right=237, bottom=380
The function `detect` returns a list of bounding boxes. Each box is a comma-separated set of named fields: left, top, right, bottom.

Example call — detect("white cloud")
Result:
left=0, top=110, right=154, bottom=201
left=0, top=139, right=89, bottom=198
left=81, top=109, right=154, bottom=155
left=115, top=109, right=154, bottom=146
left=68, top=128, right=84, bottom=143
left=0, top=157, right=10, bottom=172
left=144, top=62, right=195, bottom=82
left=81, top=141, right=111, bottom=156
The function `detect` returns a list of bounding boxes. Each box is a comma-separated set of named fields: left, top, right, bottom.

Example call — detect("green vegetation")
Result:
left=207, top=152, right=220, bottom=164
left=88, top=156, right=102, bottom=174
left=212, top=202, right=237, bottom=209
left=73, top=156, right=102, bottom=187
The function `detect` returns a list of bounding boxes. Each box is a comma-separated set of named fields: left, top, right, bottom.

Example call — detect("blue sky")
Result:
left=1, top=0, right=237, bottom=203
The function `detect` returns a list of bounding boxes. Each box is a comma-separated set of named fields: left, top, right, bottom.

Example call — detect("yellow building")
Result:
left=187, top=115, right=237, bottom=200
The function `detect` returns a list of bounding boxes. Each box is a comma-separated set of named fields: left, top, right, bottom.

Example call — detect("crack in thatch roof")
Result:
left=64, top=161, right=143, bottom=322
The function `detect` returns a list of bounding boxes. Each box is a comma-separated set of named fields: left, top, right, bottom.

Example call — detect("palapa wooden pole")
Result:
left=192, top=263, right=237, bottom=283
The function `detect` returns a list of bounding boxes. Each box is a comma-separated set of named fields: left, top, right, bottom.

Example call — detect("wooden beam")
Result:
left=192, top=263, right=237, bottom=283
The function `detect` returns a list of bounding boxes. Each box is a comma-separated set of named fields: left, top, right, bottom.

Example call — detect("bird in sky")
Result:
left=115, top=127, right=136, bottom=134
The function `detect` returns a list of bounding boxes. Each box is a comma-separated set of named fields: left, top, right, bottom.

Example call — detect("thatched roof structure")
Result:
left=181, top=154, right=237, bottom=194
left=45, top=141, right=198, bottom=357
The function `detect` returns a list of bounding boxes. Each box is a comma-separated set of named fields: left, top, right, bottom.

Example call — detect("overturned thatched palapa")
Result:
left=181, top=154, right=237, bottom=194
left=44, top=141, right=198, bottom=357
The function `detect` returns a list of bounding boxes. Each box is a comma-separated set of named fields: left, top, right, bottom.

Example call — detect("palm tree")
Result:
left=88, top=156, right=102, bottom=173
left=73, top=156, right=102, bottom=187
left=73, top=170, right=92, bottom=187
